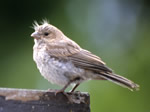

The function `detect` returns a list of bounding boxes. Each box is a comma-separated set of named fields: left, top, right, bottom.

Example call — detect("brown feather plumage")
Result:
left=31, top=20, right=139, bottom=92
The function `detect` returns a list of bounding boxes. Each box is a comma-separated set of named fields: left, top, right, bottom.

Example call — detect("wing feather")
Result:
left=69, top=50, right=112, bottom=72
left=47, top=40, right=112, bottom=73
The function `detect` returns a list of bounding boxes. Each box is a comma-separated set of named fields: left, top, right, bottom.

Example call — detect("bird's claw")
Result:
left=54, top=89, right=65, bottom=96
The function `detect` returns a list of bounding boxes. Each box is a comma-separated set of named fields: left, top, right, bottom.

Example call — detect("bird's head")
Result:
left=31, top=20, right=64, bottom=43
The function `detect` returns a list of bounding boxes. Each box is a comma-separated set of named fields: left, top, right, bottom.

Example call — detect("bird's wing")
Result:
left=69, top=49, right=112, bottom=73
left=47, top=40, right=112, bottom=73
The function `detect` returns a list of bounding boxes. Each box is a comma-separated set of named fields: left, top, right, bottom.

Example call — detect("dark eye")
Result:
left=44, top=32, right=49, bottom=36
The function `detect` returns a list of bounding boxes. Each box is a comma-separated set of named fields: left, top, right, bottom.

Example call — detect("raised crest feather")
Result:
left=32, top=19, right=50, bottom=30
left=32, top=21, right=39, bottom=30
left=41, top=19, right=49, bottom=25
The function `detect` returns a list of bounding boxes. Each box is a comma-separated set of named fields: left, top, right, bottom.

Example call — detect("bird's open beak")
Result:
left=31, top=31, right=40, bottom=39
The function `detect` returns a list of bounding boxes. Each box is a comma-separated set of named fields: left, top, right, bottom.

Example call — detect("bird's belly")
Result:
left=33, top=51, right=85, bottom=86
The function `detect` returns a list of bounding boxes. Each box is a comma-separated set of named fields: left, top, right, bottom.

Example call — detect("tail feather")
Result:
left=100, top=73, right=139, bottom=91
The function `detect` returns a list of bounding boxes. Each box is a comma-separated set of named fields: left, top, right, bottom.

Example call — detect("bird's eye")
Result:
left=44, top=32, right=49, bottom=36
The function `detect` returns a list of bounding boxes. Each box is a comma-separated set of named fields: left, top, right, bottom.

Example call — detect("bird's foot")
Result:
left=47, top=89, right=65, bottom=96
left=54, top=89, right=65, bottom=96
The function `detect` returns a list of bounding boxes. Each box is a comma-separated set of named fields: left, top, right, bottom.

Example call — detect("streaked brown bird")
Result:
left=31, top=20, right=139, bottom=93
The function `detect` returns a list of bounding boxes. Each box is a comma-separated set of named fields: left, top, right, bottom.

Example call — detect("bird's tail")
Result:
left=100, top=73, right=139, bottom=91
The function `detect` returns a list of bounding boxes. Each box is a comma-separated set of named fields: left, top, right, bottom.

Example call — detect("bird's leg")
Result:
left=70, top=83, right=80, bottom=92
left=55, top=80, right=73, bottom=95
left=55, top=77, right=82, bottom=95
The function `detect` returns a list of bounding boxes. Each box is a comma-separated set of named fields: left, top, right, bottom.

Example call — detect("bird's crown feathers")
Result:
left=32, top=19, right=50, bottom=31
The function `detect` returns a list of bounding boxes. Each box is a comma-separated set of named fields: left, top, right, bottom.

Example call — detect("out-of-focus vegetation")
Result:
left=0, top=0, right=150, bottom=112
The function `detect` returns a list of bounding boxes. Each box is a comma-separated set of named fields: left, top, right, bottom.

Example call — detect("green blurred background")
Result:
left=0, top=0, right=150, bottom=112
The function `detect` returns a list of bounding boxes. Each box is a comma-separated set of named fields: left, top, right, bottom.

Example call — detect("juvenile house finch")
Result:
left=31, top=20, right=139, bottom=93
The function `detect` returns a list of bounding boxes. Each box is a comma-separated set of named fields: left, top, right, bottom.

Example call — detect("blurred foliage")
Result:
left=0, top=0, right=150, bottom=112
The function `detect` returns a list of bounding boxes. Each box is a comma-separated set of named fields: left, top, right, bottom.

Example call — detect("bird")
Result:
left=31, top=20, right=139, bottom=93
